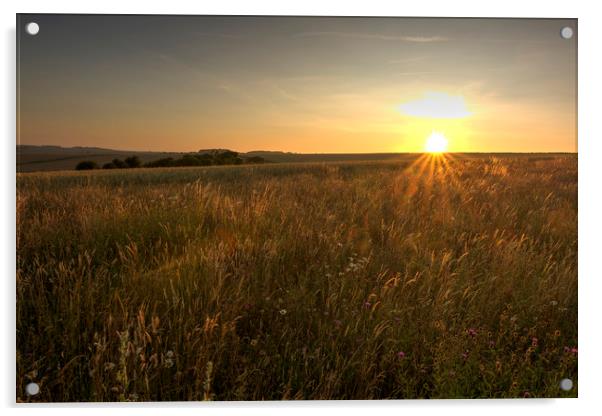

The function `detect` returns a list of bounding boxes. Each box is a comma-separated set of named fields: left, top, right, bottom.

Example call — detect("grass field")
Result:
left=16, top=154, right=577, bottom=401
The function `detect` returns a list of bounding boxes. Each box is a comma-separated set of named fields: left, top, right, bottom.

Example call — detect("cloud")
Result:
left=293, top=31, right=448, bottom=42
left=398, top=92, right=471, bottom=118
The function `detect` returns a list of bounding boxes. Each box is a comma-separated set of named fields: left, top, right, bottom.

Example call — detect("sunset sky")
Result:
left=18, top=15, right=577, bottom=153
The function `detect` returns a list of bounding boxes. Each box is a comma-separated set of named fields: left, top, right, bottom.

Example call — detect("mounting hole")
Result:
left=25, top=382, right=40, bottom=396
left=25, top=22, right=40, bottom=36
left=559, top=378, right=573, bottom=391
left=560, top=26, right=573, bottom=40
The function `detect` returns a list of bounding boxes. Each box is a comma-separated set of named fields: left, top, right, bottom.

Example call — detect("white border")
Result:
left=2, top=1, right=601, bottom=415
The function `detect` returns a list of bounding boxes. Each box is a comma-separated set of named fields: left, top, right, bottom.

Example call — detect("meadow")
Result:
left=16, top=154, right=578, bottom=401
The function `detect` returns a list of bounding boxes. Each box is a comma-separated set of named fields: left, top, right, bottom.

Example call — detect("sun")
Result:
left=424, top=131, right=449, bottom=153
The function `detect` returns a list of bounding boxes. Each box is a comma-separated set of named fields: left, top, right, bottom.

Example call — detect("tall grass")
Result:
left=16, top=154, right=577, bottom=401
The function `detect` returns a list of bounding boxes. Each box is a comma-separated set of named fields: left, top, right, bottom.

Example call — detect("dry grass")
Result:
left=16, top=154, right=577, bottom=401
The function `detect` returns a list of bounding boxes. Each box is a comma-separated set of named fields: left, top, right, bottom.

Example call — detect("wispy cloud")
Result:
left=292, top=31, right=448, bottom=42
left=193, top=31, right=241, bottom=39
left=388, top=56, right=428, bottom=65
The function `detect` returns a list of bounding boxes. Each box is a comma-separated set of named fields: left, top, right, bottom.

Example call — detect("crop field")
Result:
left=16, top=154, right=577, bottom=401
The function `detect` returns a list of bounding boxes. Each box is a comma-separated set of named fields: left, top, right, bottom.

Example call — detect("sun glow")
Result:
left=399, top=92, right=472, bottom=119
left=425, top=132, right=449, bottom=153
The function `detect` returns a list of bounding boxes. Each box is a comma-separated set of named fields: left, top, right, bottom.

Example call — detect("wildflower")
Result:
left=462, top=350, right=469, bottom=360
left=563, top=346, right=570, bottom=353
left=467, top=328, right=478, bottom=337
left=531, top=337, right=538, bottom=347
left=489, top=340, right=495, bottom=348
left=364, top=301, right=371, bottom=309
left=279, top=309, right=287, bottom=315
left=550, top=300, right=558, bottom=306
left=250, top=339, right=258, bottom=347
left=554, top=330, right=561, bottom=338
left=570, top=347, right=578, bottom=355
left=334, top=319, right=342, bottom=327
left=495, top=360, right=502, bottom=372
left=397, top=351, right=406, bottom=359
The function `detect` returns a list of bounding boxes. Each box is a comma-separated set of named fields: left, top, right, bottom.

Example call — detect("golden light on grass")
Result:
left=424, top=131, right=449, bottom=153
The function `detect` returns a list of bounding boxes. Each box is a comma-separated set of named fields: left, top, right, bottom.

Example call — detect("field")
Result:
left=16, top=154, right=578, bottom=401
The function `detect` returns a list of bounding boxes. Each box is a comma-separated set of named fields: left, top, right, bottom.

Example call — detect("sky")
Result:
left=17, top=15, right=577, bottom=153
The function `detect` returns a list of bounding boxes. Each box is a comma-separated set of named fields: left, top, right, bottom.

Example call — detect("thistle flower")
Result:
left=397, top=351, right=406, bottom=359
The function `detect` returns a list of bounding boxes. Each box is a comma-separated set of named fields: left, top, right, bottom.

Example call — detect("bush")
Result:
left=144, top=157, right=175, bottom=168
left=102, top=162, right=117, bottom=169
left=125, top=156, right=141, bottom=168
left=112, top=159, right=127, bottom=169
left=75, top=161, right=99, bottom=170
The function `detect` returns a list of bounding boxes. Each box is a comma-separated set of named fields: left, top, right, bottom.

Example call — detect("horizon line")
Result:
left=16, top=144, right=577, bottom=155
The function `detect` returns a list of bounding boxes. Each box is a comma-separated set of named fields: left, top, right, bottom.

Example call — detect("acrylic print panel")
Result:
left=16, top=14, right=577, bottom=401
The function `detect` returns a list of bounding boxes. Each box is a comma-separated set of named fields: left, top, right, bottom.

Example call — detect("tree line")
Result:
left=75, top=151, right=266, bottom=170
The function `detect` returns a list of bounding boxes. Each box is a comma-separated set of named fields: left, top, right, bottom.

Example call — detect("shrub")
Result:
left=144, top=157, right=175, bottom=168
left=112, top=159, right=127, bottom=169
left=125, top=156, right=142, bottom=168
left=75, top=161, right=99, bottom=170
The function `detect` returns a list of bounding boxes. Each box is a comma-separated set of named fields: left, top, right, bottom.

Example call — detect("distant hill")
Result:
left=17, top=145, right=186, bottom=172
left=17, top=145, right=413, bottom=172
left=17, top=145, right=572, bottom=173
left=244, top=151, right=410, bottom=164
